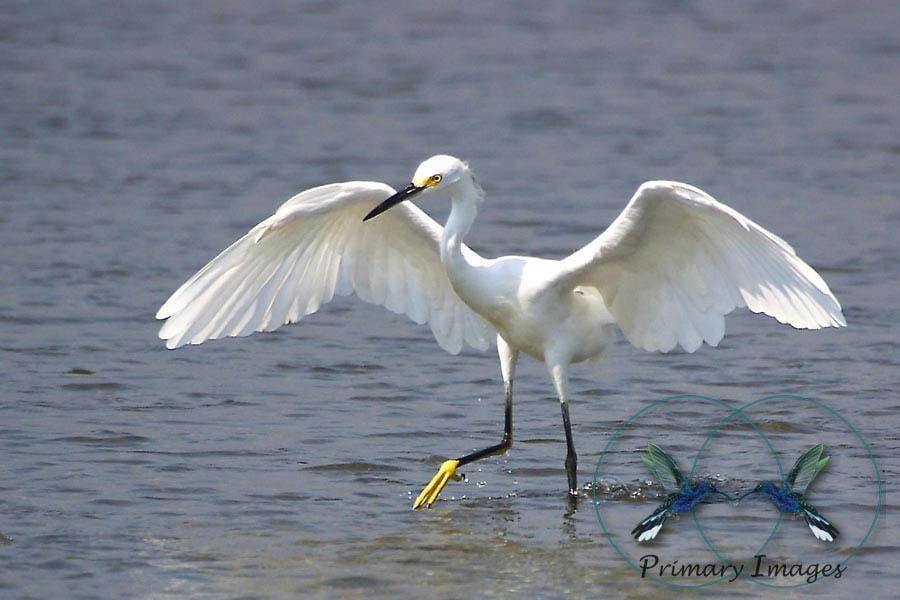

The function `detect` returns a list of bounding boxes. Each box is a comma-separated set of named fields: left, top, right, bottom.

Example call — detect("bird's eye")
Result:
left=430, top=174, right=442, bottom=185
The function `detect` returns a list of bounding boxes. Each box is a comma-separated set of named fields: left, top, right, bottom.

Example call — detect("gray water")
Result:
left=1, top=1, right=898, bottom=598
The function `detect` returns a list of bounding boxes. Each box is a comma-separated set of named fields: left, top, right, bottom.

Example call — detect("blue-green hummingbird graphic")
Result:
left=631, top=443, right=731, bottom=542
left=740, top=443, right=839, bottom=542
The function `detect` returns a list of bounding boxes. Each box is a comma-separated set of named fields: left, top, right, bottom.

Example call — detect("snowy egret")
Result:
left=156, top=155, right=846, bottom=508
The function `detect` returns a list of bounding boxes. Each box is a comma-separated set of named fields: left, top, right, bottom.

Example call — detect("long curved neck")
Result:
left=440, top=173, right=483, bottom=273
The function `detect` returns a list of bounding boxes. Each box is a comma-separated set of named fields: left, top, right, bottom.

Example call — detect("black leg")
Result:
left=413, top=342, right=519, bottom=509
left=457, top=382, right=513, bottom=467
left=561, top=400, right=578, bottom=495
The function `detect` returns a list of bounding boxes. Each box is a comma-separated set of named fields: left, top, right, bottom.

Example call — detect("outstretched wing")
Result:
left=553, top=181, right=846, bottom=353
left=787, top=444, right=830, bottom=494
left=640, top=443, right=685, bottom=492
left=157, top=181, right=493, bottom=353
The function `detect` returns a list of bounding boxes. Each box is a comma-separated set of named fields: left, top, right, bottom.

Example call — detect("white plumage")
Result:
left=555, top=180, right=845, bottom=353
left=157, top=181, right=492, bottom=353
left=157, top=154, right=845, bottom=507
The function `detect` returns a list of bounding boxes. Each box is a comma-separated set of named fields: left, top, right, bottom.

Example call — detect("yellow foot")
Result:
left=412, top=459, right=462, bottom=509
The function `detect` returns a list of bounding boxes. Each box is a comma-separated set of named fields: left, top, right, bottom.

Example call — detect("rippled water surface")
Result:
left=1, top=1, right=898, bottom=598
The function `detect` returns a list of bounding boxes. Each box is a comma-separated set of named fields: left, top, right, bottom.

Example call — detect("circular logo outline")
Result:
left=691, top=394, right=884, bottom=589
left=591, top=394, right=783, bottom=590
left=592, top=393, right=883, bottom=589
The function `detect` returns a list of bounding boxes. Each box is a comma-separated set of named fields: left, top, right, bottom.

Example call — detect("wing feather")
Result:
left=554, top=181, right=846, bottom=353
left=157, top=181, right=493, bottom=353
left=641, top=443, right=684, bottom=492
left=787, top=444, right=830, bottom=494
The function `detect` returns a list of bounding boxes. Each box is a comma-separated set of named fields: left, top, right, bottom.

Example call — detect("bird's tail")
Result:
left=632, top=505, right=669, bottom=543
left=802, top=505, right=839, bottom=542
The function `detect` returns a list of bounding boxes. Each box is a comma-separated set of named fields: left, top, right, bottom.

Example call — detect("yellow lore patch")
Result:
left=413, top=173, right=443, bottom=188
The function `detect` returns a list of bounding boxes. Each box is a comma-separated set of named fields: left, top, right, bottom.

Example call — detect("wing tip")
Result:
left=160, top=333, right=182, bottom=350
left=158, top=322, right=191, bottom=349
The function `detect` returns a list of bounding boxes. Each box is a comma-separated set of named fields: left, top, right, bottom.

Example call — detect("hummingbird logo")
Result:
left=632, top=443, right=731, bottom=542
left=740, top=444, right=839, bottom=542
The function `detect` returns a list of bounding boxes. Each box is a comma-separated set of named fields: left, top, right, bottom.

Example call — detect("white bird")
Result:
left=156, top=155, right=846, bottom=508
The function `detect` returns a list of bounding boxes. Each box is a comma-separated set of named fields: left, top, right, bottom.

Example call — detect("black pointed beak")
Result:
left=363, top=183, right=426, bottom=222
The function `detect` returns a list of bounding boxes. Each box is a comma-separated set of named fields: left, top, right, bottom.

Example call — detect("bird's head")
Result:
left=758, top=480, right=778, bottom=495
left=694, top=480, right=713, bottom=494
left=411, top=154, right=468, bottom=188
left=363, top=155, right=471, bottom=221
